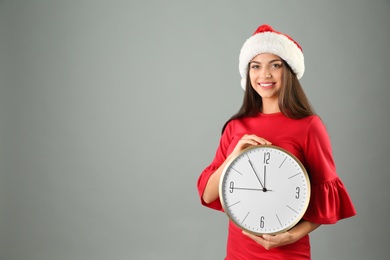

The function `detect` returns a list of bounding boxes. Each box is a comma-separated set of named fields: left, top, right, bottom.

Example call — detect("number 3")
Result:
left=295, top=187, right=300, bottom=199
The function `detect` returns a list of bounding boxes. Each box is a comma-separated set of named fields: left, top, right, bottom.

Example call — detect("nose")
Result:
left=260, top=69, right=272, bottom=78
left=261, top=72, right=272, bottom=78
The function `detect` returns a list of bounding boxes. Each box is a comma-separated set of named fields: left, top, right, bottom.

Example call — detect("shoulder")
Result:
left=222, top=115, right=260, bottom=140
left=272, top=114, right=323, bottom=130
left=305, top=115, right=327, bottom=130
left=224, top=114, right=257, bottom=129
left=223, top=116, right=246, bottom=135
left=283, top=115, right=328, bottom=140
left=301, top=115, right=332, bottom=144
left=300, top=114, right=321, bottom=123
left=297, top=115, right=325, bottom=129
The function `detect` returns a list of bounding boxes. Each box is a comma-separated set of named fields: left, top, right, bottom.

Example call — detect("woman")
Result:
left=197, top=24, right=356, bottom=259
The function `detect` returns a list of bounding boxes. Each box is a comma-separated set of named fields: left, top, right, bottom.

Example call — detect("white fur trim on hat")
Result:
left=239, top=25, right=304, bottom=89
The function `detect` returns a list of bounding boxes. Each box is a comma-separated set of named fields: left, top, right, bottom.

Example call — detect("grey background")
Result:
left=1, top=0, right=389, bottom=259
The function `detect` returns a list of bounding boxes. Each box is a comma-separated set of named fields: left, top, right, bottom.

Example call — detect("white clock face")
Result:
left=219, top=145, right=310, bottom=235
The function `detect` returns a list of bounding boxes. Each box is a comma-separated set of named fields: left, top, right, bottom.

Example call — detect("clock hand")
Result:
left=263, top=165, right=267, bottom=189
left=233, top=187, right=263, bottom=191
left=233, top=187, right=273, bottom=192
left=246, top=155, right=264, bottom=189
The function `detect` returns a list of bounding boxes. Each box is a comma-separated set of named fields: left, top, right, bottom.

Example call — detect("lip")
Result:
left=258, top=82, right=276, bottom=89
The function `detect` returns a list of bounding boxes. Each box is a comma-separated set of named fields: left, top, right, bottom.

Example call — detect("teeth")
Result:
left=260, top=83, right=273, bottom=87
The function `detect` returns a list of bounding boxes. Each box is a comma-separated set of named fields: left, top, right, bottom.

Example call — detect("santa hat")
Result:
left=239, top=24, right=304, bottom=89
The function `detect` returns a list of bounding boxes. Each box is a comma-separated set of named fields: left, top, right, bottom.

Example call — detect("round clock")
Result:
left=219, top=145, right=310, bottom=235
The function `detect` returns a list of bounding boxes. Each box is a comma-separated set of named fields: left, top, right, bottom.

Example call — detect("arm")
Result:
left=243, top=220, right=321, bottom=250
left=202, top=154, right=233, bottom=204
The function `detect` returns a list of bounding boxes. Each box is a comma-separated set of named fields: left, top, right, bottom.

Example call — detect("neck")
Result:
left=262, top=98, right=280, bottom=114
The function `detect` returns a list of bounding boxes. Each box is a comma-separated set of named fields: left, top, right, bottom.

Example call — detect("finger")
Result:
left=257, top=138, right=272, bottom=145
left=262, top=234, right=271, bottom=241
left=238, top=139, right=259, bottom=146
left=242, top=135, right=272, bottom=145
left=237, top=136, right=258, bottom=146
left=243, top=231, right=271, bottom=249
left=242, top=231, right=265, bottom=243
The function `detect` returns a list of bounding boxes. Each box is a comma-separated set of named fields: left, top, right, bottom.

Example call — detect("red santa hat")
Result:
left=239, top=24, right=305, bottom=89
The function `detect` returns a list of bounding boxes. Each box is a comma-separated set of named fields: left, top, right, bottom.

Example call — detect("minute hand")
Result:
left=234, top=187, right=272, bottom=191
left=247, top=156, right=264, bottom=189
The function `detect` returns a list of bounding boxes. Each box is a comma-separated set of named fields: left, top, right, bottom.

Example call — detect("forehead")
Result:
left=251, top=53, right=282, bottom=63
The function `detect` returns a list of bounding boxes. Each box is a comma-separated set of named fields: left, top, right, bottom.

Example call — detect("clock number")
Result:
left=264, top=152, right=270, bottom=164
left=295, top=187, right=300, bottom=199
left=229, top=181, right=234, bottom=193
left=260, top=216, right=265, bottom=228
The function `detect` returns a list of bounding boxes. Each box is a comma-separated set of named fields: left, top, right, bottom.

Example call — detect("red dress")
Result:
left=197, top=112, right=356, bottom=259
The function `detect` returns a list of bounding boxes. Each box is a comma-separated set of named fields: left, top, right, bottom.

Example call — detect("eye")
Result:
left=271, top=63, right=282, bottom=69
left=250, top=64, right=260, bottom=69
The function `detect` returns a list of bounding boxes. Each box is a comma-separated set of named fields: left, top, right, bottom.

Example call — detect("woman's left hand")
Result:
left=242, top=231, right=295, bottom=250
left=242, top=220, right=320, bottom=250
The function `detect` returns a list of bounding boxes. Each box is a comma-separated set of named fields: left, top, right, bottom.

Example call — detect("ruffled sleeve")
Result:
left=302, top=117, right=356, bottom=224
left=197, top=122, right=235, bottom=211
left=304, top=178, right=356, bottom=224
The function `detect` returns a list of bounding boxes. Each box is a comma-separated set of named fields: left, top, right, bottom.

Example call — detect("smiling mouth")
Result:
left=259, top=82, right=275, bottom=89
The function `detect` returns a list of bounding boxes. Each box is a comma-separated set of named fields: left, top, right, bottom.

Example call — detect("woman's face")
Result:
left=249, top=53, right=283, bottom=101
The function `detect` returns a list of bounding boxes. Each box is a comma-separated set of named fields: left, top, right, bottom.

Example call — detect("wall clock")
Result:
left=219, top=145, right=310, bottom=235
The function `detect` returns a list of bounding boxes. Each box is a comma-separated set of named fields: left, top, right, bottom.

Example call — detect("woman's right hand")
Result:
left=230, top=134, right=272, bottom=159
left=202, top=134, right=271, bottom=204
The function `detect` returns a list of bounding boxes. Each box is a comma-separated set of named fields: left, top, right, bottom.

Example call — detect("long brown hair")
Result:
left=222, top=60, right=315, bottom=133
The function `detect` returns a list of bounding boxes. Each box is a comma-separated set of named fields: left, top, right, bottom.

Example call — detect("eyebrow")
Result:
left=250, top=59, right=282, bottom=64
